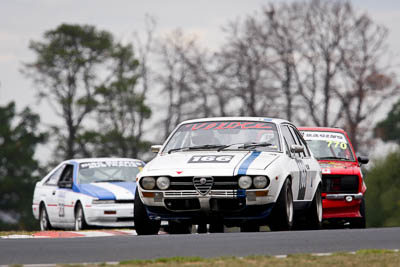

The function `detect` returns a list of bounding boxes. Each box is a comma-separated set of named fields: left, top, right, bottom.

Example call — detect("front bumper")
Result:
left=85, top=203, right=135, bottom=227
left=141, top=189, right=275, bottom=222
left=322, top=193, right=363, bottom=219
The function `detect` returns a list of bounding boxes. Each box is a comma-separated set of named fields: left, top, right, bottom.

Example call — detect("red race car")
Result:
left=298, top=127, right=369, bottom=228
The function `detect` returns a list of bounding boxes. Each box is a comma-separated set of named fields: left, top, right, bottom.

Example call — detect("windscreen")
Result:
left=77, top=161, right=143, bottom=184
left=163, top=121, right=281, bottom=152
left=301, top=131, right=355, bottom=161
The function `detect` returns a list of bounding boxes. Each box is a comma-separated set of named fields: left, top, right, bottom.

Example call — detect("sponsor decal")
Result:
left=188, top=155, right=234, bottom=163
left=302, top=131, right=347, bottom=142
left=80, top=161, right=140, bottom=169
left=295, top=158, right=307, bottom=200
left=181, top=121, right=273, bottom=131
left=321, top=168, right=331, bottom=174
left=58, top=203, right=65, bottom=217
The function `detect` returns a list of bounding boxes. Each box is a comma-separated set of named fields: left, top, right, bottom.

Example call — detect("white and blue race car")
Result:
left=135, top=117, right=322, bottom=234
left=32, top=158, right=144, bottom=230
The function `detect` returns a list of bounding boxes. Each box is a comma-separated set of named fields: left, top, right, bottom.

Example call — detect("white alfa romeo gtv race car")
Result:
left=134, top=117, right=323, bottom=234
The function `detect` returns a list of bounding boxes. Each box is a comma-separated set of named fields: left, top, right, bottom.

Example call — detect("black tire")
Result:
left=134, top=189, right=161, bottom=235
left=351, top=197, right=366, bottom=229
left=269, top=178, right=294, bottom=231
left=240, top=221, right=260, bottom=232
left=209, top=222, right=224, bottom=233
left=305, top=185, right=323, bottom=230
left=39, top=204, right=52, bottom=231
left=167, top=221, right=192, bottom=234
left=74, top=203, right=88, bottom=231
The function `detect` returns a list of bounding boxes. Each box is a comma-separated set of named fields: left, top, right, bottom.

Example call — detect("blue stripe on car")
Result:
left=112, top=182, right=137, bottom=194
left=77, top=184, right=116, bottom=200
left=237, top=151, right=261, bottom=175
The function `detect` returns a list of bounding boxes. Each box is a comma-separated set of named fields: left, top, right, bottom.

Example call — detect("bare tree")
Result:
left=336, top=14, right=399, bottom=151
left=262, top=2, right=305, bottom=122
left=216, top=17, right=280, bottom=117
left=156, top=30, right=217, bottom=138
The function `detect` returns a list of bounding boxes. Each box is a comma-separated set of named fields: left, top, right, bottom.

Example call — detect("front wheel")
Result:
left=269, top=178, right=293, bottom=231
left=134, top=189, right=161, bottom=235
left=74, top=203, right=87, bottom=231
left=39, top=204, right=52, bottom=231
left=350, top=197, right=366, bottom=229
left=305, top=185, right=323, bottom=230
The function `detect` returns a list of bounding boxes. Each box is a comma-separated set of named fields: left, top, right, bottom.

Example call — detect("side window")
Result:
left=281, top=126, right=298, bottom=156
left=58, top=164, right=74, bottom=186
left=45, top=165, right=66, bottom=186
left=289, top=126, right=307, bottom=158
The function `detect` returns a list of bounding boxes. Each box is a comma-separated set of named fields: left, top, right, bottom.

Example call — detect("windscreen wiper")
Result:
left=217, top=143, right=246, bottom=152
left=167, top=144, right=226, bottom=154
left=94, top=179, right=126, bottom=183
left=239, top=142, right=272, bottom=149
left=318, top=156, right=350, bottom=161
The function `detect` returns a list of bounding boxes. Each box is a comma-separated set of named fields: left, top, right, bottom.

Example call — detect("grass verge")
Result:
left=60, top=249, right=400, bottom=267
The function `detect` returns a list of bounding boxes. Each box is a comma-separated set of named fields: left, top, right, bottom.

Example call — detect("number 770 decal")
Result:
left=327, top=141, right=347, bottom=150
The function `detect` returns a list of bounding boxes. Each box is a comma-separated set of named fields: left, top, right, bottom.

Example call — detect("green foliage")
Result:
left=25, top=23, right=152, bottom=161
left=0, top=102, right=46, bottom=230
left=365, top=149, right=400, bottom=227
left=76, top=43, right=152, bottom=159
left=375, top=99, right=400, bottom=144
left=24, top=23, right=114, bottom=159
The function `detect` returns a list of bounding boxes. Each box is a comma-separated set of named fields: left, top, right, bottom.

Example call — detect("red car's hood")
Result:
left=318, top=160, right=360, bottom=175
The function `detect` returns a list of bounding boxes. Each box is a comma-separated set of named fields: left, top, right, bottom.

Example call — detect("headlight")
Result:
left=141, top=177, right=156, bottom=190
left=156, top=176, right=170, bottom=190
left=253, top=176, right=268, bottom=189
left=92, top=199, right=116, bottom=204
left=238, top=176, right=252, bottom=189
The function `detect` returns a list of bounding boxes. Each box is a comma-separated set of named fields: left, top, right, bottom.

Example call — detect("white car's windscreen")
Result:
left=77, top=161, right=140, bottom=184
left=302, top=131, right=355, bottom=161
left=163, top=121, right=281, bottom=153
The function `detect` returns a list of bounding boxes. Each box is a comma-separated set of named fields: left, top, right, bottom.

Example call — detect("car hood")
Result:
left=318, top=160, right=360, bottom=175
left=77, top=182, right=136, bottom=200
left=145, top=151, right=281, bottom=176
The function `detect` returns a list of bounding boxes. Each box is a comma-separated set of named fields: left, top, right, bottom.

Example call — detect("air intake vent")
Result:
left=193, top=176, right=214, bottom=195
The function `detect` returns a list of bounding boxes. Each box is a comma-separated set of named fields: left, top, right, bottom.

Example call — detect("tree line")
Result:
left=1, top=0, right=399, bottom=230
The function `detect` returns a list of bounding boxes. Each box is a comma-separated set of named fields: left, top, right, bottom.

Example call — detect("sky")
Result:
left=0, top=0, right=399, bottom=160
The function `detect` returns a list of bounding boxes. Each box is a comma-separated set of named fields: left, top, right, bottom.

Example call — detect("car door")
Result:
left=55, top=164, right=75, bottom=226
left=281, top=125, right=307, bottom=201
left=289, top=126, right=316, bottom=202
left=43, top=164, right=66, bottom=224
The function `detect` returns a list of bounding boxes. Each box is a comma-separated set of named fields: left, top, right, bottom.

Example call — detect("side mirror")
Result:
left=290, top=144, right=304, bottom=153
left=358, top=156, right=369, bottom=165
left=151, top=145, right=162, bottom=153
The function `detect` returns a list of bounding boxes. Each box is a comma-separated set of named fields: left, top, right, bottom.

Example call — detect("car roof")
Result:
left=179, top=117, right=290, bottom=125
left=298, top=126, right=346, bottom=134
left=64, top=157, right=143, bottom=165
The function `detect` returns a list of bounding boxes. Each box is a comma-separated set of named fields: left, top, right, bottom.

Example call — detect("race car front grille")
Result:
left=193, top=176, right=214, bottom=195
left=322, top=175, right=359, bottom=194
left=169, top=176, right=239, bottom=191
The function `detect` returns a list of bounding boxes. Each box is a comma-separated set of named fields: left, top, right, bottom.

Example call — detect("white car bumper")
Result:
left=85, top=203, right=135, bottom=227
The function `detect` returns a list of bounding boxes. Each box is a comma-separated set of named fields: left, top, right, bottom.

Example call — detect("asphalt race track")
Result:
left=1, top=227, right=400, bottom=265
